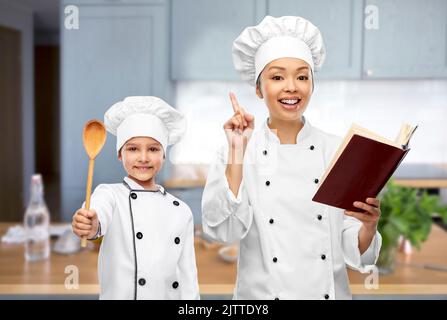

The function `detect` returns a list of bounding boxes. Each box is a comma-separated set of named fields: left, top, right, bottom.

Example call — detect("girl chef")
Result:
left=202, top=16, right=382, bottom=300
left=72, top=96, right=200, bottom=300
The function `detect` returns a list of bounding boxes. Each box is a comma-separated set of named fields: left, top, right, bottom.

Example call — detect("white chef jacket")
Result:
left=88, top=176, right=200, bottom=300
left=202, top=117, right=381, bottom=300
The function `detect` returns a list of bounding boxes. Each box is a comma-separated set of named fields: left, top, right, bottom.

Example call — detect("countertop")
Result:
left=393, top=163, right=447, bottom=188
left=164, top=163, right=447, bottom=189
left=1, top=223, right=447, bottom=298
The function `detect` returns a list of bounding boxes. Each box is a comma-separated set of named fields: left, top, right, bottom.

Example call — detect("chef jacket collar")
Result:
left=262, top=116, right=312, bottom=145
left=123, top=176, right=166, bottom=195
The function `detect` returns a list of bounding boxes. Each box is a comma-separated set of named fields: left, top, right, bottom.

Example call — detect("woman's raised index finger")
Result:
left=229, top=92, right=241, bottom=113
left=229, top=92, right=246, bottom=120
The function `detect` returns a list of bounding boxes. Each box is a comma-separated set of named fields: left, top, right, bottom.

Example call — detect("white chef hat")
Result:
left=104, top=96, right=186, bottom=155
left=232, top=15, right=326, bottom=86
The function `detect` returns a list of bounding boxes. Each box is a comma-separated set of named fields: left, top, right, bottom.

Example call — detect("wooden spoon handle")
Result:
left=81, top=158, right=95, bottom=248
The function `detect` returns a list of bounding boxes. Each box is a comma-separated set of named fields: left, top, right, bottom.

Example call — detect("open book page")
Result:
left=350, top=124, right=402, bottom=148
left=395, top=124, right=411, bottom=146
left=319, top=123, right=415, bottom=185
left=397, top=124, right=418, bottom=149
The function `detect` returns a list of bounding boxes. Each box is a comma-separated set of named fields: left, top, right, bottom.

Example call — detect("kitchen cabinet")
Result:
left=171, top=0, right=266, bottom=80
left=172, top=0, right=447, bottom=80
left=60, top=0, right=171, bottom=220
left=273, top=0, right=447, bottom=79
left=64, top=0, right=165, bottom=4
left=268, top=0, right=364, bottom=79
left=172, top=0, right=363, bottom=80
left=363, top=0, right=447, bottom=78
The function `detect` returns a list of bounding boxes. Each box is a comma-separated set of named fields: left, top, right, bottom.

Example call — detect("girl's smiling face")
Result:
left=256, top=57, right=313, bottom=122
left=118, top=136, right=164, bottom=187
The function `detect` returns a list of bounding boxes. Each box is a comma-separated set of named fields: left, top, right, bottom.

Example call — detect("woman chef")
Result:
left=202, top=16, right=382, bottom=300
left=72, top=96, right=200, bottom=300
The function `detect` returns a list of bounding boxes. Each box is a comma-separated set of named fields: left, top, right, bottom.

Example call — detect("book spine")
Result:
left=373, top=148, right=410, bottom=196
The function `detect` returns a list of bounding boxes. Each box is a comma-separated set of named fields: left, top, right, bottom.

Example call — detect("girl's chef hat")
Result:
left=104, top=96, right=186, bottom=155
left=232, top=16, right=326, bottom=86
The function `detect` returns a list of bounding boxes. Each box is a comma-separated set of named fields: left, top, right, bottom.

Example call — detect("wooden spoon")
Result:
left=81, top=120, right=107, bottom=247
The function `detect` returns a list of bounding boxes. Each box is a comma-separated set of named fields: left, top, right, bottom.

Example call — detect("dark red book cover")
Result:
left=312, top=134, right=410, bottom=211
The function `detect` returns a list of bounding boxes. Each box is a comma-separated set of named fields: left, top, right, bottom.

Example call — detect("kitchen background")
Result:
left=1, top=0, right=447, bottom=299
left=1, top=0, right=446, bottom=224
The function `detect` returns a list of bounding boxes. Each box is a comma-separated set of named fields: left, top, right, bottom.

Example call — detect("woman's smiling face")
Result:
left=256, top=57, right=313, bottom=122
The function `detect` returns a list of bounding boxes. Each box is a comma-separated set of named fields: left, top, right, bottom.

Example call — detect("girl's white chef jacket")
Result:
left=88, top=176, right=200, bottom=300
left=202, top=117, right=382, bottom=300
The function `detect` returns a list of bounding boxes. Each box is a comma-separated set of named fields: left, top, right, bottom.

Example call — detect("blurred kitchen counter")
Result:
left=164, top=179, right=206, bottom=189
left=1, top=223, right=447, bottom=298
left=393, top=163, right=447, bottom=188
left=164, top=163, right=447, bottom=189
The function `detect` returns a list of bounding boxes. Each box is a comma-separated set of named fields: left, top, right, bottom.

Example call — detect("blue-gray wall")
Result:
left=60, top=0, right=173, bottom=220
left=59, top=0, right=447, bottom=221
